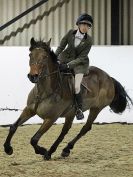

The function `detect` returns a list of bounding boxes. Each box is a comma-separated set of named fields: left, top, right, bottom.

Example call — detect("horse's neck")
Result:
left=37, top=55, right=58, bottom=96
left=47, top=55, right=59, bottom=90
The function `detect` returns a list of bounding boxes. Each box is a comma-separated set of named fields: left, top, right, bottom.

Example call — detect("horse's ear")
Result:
left=30, top=37, right=36, bottom=46
left=46, top=38, right=51, bottom=47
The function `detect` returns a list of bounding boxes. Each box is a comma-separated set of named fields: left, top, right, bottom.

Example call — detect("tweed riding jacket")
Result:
left=55, top=29, right=92, bottom=74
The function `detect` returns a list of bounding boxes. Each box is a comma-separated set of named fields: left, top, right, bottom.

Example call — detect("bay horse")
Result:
left=4, top=38, right=132, bottom=160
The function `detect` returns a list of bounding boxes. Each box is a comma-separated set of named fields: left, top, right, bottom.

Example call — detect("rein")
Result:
left=43, top=70, right=59, bottom=78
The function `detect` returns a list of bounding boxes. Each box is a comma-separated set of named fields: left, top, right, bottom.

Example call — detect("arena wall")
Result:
left=0, top=46, right=133, bottom=125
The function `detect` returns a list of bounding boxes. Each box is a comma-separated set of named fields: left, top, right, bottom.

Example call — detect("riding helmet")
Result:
left=76, top=13, right=93, bottom=26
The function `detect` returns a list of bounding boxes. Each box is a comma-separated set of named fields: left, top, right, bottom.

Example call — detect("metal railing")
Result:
left=0, top=0, right=48, bottom=31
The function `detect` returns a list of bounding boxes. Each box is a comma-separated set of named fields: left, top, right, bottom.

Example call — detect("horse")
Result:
left=4, top=38, right=133, bottom=160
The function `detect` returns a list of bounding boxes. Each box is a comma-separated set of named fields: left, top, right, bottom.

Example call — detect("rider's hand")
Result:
left=59, top=63, right=69, bottom=71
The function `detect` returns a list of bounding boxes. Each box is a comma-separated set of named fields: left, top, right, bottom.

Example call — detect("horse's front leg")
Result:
left=4, top=107, right=35, bottom=155
left=47, top=116, right=74, bottom=159
left=61, top=107, right=101, bottom=157
left=30, top=118, right=56, bottom=159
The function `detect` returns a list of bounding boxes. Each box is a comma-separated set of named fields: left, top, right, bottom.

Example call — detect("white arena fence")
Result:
left=0, top=46, right=133, bottom=125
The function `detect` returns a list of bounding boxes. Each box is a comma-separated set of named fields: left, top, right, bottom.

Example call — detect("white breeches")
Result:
left=75, top=73, right=84, bottom=94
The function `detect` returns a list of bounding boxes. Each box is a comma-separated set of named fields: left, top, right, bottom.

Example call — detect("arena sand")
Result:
left=0, top=123, right=133, bottom=177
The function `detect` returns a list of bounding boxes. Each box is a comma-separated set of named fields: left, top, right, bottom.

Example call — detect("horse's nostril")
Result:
left=34, top=74, right=38, bottom=77
left=27, top=73, right=39, bottom=83
left=27, top=74, right=30, bottom=78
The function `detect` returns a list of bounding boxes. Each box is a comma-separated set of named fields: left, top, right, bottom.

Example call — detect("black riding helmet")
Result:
left=76, top=13, right=93, bottom=27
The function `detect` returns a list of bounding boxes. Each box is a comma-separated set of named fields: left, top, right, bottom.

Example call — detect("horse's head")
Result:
left=28, top=37, right=51, bottom=83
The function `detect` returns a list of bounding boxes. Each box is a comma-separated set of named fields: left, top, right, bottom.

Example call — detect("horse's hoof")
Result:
left=43, top=152, right=51, bottom=160
left=4, top=145, right=13, bottom=155
left=61, top=150, right=70, bottom=157
left=35, top=147, right=47, bottom=155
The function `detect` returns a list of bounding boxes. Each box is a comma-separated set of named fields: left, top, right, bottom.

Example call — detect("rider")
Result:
left=55, top=13, right=93, bottom=120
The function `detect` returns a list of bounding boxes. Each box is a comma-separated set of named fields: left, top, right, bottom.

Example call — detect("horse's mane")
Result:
left=50, top=50, right=58, bottom=64
left=30, top=39, right=58, bottom=64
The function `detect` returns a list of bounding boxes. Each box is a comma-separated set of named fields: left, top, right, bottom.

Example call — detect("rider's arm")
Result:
left=55, top=30, right=72, bottom=57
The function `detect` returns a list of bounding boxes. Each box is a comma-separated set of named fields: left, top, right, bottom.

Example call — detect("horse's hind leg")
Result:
left=61, top=107, right=101, bottom=157
left=4, top=107, right=35, bottom=155
left=46, top=116, right=74, bottom=159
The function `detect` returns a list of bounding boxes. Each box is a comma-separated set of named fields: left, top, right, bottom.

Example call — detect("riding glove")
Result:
left=59, top=63, right=69, bottom=71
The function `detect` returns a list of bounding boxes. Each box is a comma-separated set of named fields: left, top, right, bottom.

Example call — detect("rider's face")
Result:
left=78, top=23, right=91, bottom=33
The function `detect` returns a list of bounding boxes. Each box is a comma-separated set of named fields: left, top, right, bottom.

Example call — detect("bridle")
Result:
left=29, top=46, right=73, bottom=113
left=29, top=47, right=61, bottom=109
left=30, top=47, right=59, bottom=80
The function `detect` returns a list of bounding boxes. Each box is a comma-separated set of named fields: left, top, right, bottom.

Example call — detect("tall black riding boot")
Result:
left=75, top=93, right=84, bottom=120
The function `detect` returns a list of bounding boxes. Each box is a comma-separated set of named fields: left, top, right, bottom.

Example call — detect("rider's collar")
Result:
left=73, top=30, right=87, bottom=39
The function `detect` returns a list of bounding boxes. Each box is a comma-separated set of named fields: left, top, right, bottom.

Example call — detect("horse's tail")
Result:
left=110, top=77, right=133, bottom=113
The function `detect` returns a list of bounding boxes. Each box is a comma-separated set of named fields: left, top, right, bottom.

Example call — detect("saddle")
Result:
left=60, top=69, right=92, bottom=95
